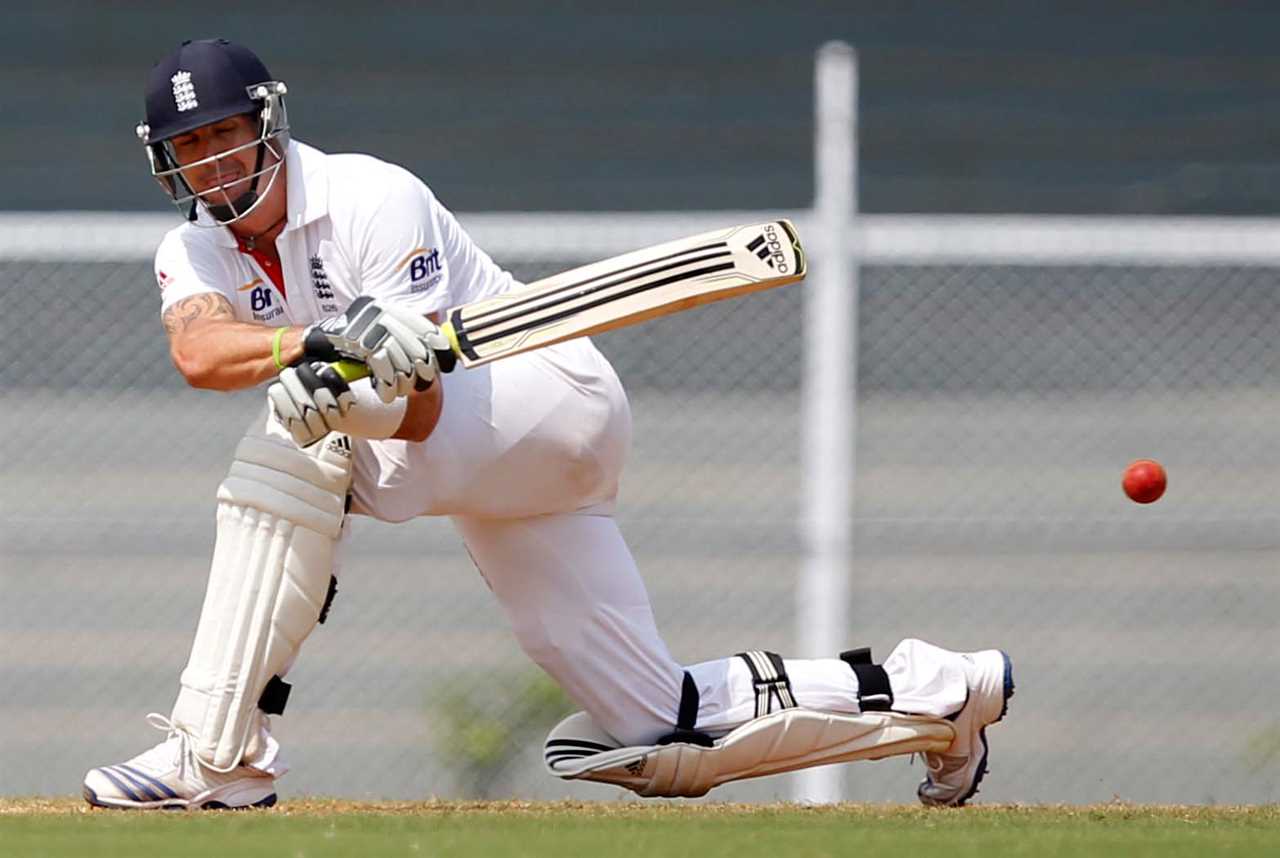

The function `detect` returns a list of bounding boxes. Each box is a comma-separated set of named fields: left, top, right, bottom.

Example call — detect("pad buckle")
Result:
left=258, top=675, right=292, bottom=716
left=738, top=650, right=798, bottom=718
left=839, top=647, right=895, bottom=713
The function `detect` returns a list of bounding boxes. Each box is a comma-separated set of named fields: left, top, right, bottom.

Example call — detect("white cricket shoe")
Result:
left=917, top=649, right=1014, bottom=807
left=83, top=714, right=277, bottom=810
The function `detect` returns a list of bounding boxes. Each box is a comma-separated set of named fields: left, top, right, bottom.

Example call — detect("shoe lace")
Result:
left=909, top=751, right=947, bottom=775
left=144, top=713, right=203, bottom=781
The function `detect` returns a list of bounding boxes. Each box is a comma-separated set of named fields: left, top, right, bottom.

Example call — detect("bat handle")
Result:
left=330, top=321, right=460, bottom=384
left=332, top=360, right=370, bottom=383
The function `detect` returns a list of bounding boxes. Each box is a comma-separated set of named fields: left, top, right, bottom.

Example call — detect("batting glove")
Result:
left=303, top=296, right=454, bottom=403
left=268, top=361, right=354, bottom=448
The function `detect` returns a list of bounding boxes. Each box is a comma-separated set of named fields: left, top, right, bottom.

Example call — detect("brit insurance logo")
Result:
left=310, top=255, right=339, bottom=313
left=238, top=277, right=283, bottom=322
left=395, top=247, right=444, bottom=294
left=745, top=224, right=790, bottom=273
left=171, top=71, right=198, bottom=112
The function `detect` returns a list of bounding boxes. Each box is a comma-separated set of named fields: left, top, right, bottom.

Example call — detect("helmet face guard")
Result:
left=137, top=81, right=290, bottom=226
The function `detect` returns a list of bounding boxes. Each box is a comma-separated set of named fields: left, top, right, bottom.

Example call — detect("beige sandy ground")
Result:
left=3, top=798, right=1279, bottom=822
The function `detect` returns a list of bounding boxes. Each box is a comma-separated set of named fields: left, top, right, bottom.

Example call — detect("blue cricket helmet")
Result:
left=137, top=39, right=291, bottom=224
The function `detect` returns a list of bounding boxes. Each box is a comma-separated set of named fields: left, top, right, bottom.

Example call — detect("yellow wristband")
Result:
left=271, top=326, right=288, bottom=371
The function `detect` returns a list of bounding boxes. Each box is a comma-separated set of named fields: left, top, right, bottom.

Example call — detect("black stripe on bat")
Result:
left=461, top=243, right=731, bottom=332
left=455, top=261, right=737, bottom=356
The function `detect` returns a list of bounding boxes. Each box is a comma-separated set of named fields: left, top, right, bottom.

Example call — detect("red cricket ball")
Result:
left=1122, top=459, right=1167, bottom=504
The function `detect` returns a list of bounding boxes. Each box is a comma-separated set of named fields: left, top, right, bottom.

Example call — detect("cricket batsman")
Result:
left=84, top=38, right=1014, bottom=810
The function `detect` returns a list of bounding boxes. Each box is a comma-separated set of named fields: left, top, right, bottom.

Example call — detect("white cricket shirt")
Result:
left=154, top=139, right=516, bottom=324
left=152, top=139, right=629, bottom=524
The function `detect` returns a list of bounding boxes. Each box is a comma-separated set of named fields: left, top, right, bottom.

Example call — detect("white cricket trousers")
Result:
left=454, top=512, right=970, bottom=747
left=345, top=337, right=970, bottom=748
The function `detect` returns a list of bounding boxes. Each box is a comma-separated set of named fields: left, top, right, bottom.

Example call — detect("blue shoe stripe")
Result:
left=109, top=766, right=162, bottom=802
left=95, top=767, right=144, bottom=803
left=118, top=764, right=180, bottom=800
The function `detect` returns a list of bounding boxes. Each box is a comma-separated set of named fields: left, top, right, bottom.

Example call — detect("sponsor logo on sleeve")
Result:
left=156, top=270, right=175, bottom=291
left=395, top=247, right=445, bottom=294
left=239, top=277, right=283, bottom=321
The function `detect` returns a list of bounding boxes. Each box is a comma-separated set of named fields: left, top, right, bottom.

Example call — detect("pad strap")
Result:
left=737, top=650, right=797, bottom=717
left=840, top=647, right=895, bottom=712
left=258, top=676, right=291, bottom=715
left=656, top=671, right=714, bottom=747
left=318, top=575, right=339, bottom=625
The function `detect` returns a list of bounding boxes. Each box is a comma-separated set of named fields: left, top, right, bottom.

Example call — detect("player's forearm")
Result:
left=391, top=377, right=444, bottom=442
left=171, top=322, right=304, bottom=391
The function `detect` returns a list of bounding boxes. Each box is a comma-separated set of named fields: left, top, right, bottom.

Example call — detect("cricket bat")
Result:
left=334, top=218, right=804, bottom=381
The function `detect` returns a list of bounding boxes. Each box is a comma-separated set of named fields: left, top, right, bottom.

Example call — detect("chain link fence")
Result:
left=2, top=214, right=1279, bottom=803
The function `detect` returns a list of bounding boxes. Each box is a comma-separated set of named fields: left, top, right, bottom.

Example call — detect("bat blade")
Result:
left=448, top=219, right=804, bottom=367
left=333, top=218, right=804, bottom=381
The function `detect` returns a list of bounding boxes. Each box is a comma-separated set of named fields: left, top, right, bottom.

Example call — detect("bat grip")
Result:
left=331, top=354, right=451, bottom=386
left=331, top=321, right=459, bottom=384
left=332, top=360, right=370, bottom=383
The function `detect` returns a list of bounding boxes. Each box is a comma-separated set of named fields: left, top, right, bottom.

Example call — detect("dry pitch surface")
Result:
left=3, top=800, right=1280, bottom=857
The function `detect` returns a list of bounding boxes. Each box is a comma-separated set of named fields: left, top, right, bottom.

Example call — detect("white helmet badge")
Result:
left=171, top=71, right=198, bottom=113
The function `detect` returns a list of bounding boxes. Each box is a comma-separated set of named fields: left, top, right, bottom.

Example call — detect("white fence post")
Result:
left=794, top=41, right=857, bottom=804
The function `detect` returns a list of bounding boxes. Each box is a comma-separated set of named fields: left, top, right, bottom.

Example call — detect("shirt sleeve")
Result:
left=353, top=165, right=517, bottom=315
left=353, top=169, right=455, bottom=316
left=155, top=230, right=237, bottom=316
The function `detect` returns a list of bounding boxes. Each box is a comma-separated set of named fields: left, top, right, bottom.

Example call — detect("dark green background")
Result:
left=5, top=1, right=1279, bottom=213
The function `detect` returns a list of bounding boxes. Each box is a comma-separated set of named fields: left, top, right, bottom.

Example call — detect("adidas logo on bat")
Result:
left=745, top=225, right=790, bottom=273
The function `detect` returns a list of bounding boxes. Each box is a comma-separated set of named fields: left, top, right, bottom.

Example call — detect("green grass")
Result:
left=3, top=800, right=1280, bottom=858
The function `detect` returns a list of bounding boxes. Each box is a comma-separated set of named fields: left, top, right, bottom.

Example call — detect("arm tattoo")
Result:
left=162, top=293, right=234, bottom=337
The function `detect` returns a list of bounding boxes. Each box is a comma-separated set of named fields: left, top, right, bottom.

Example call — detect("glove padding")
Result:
left=268, top=361, right=355, bottom=448
left=303, top=296, right=453, bottom=403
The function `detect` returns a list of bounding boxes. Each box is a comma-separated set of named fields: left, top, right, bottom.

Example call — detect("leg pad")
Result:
left=544, top=707, right=955, bottom=798
left=171, top=425, right=353, bottom=771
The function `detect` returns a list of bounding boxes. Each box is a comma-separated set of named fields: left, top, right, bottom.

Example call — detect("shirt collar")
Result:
left=284, top=139, right=329, bottom=229
left=204, top=139, right=327, bottom=247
